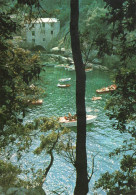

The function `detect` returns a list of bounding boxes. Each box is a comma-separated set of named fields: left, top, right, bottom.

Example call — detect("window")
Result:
left=51, top=30, right=53, bottom=35
left=32, top=39, right=35, bottom=43
left=32, top=31, right=35, bottom=36
left=32, top=23, right=35, bottom=28
left=42, top=23, right=45, bottom=27
left=43, top=38, right=45, bottom=41
left=51, top=22, right=54, bottom=27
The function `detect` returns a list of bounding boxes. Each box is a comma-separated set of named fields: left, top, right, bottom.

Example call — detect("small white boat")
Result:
left=59, top=78, right=71, bottom=82
left=59, top=115, right=97, bottom=127
left=57, top=84, right=71, bottom=88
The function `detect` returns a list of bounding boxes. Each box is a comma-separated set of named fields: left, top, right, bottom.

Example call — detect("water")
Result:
left=22, top=67, right=127, bottom=194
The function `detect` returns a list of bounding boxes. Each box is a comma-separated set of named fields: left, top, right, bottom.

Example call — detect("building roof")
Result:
left=31, top=18, right=59, bottom=23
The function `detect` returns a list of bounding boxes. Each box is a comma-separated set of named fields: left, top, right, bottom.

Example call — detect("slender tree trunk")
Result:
left=70, top=0, right=88, bottom=194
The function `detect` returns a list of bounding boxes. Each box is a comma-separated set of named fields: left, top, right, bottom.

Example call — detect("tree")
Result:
left=70, top=0, right=88, bottom=194
left=0, top=0, right=46, bottom=188
left=0, top=1, right=97, bottom=194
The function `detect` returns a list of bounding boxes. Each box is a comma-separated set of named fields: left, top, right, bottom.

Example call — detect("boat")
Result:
left=67, top=66, right=75, bottom=71
left=96, top=84, right=117, bottom=94
left=57, top=84, right=71, bottom=88
left=59, top=115, right=97, bottom=127
left=58, top=78, right=71, bottom=82
left=85, top=68, right=93, bottom=72
left=31, top=99, right=43, bottom=105
left=92, top=96, right=102, bottom=101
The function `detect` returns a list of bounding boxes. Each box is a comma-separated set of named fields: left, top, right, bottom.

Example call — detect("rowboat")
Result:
left=59, top=115, right=97, bottom=127
left=31, top=99, right=43, bottom=105
left=85, top=68, right=93, bottom=72
left=59, top=78, right=71, bottom=82
left=92, top=97, right=102, bottom=101
left=66, top=66, right=75, bottom=71
left=57, top=84, right=71, bottom=88
left=96, top=84, right=117, bottom=94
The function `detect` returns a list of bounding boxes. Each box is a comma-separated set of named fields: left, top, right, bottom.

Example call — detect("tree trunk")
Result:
left=70, top=0, right=88, bottom=194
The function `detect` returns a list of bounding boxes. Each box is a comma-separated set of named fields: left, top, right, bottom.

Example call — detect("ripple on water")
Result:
left=19, top=68, right=128, bottom=194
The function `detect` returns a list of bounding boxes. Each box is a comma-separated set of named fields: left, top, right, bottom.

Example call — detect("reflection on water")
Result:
left=23, top=67, right=126, bottom=195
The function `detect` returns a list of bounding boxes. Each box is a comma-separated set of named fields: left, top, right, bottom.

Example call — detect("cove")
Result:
left=23, top=66, right=127, bottom=195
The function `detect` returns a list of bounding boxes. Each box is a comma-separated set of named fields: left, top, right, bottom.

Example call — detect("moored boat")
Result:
left=59, top=115, right=97, bottom=127
left=85, top=68, right=93, bottom=72
left=59, top=78, right=71, bottom=82
left=92, top=96, right=102, bottom=101
left=96, top=84, right=117, bottom=94
left=66, top=66, right=75, bottom=71
left=57, top=84, right=71, bottom=88
left=31, top=99, right=43, bottom=105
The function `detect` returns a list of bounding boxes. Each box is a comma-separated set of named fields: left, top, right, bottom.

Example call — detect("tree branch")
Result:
left=41, top=131, right=60, bottom=185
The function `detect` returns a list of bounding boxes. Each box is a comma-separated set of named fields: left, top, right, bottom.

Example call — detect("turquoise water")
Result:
left=23, top=66, right=127, bottom=195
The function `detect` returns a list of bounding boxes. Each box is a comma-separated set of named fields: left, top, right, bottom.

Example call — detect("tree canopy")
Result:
left=94, top=0, right=136, bottom=194
left=0, top=0, right=136, bottom=194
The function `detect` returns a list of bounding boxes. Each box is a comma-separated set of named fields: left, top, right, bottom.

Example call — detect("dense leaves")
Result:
left=0, top=0, right=136, bottom=193
left=0, top=13, right=16, bottom=39
left=0, top=0, right=45, bottom=188
left=0, top=160, right=22, bottom=187
left=95, top=155, right=136, bottom=194
left=0, top=42, right=43, bottom=131
left=106, top=69, right=136, bottom=130
left=94, top=0, right=136, bottom=194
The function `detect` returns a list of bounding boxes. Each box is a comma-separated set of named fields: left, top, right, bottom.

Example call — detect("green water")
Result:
left=27, top=66, right=112, bottom=118
left=24, top=66, right=126, bottom=195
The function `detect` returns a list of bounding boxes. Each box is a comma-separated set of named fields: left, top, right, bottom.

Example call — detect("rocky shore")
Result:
left=40, top=47, right=109, bottom=71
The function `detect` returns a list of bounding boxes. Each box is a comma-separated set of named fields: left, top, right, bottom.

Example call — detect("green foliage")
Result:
left=0, top=12, right=16, bottom=40
left=80, top=6, right=113, bottom=64
left=94, top=155, right=136, bottom=195
left=0, top=160, right=21, bottom=187
left=0, top=1, right=46, bottom=188
left=0, top=41, right=43, bottom=131
left=106, top=68, right=136, bottom=130
left=94, top=0, right=136, bottom=194
left=0, top=0, right=75, bottom=191
left=101, top=54, right=120, bottom=69
left=0, top=9, right=44, bottom=131
left=33, top=117, right=72, bottom=155
left=104, top=0, right=136, bottom=32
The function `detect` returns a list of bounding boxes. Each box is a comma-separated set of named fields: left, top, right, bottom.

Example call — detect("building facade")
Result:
left=25, top=18, right=60, bottom=48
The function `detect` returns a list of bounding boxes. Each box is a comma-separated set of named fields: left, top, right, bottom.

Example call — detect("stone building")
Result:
left=24, top=18, right=60, bottom=48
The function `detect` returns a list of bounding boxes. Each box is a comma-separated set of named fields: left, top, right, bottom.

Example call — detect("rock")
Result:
left=6, top=187, right=19, bottom=195
left=50, top=47, right=66, bottom=54
left=92, top=58, right=102, bottom=64
left=64, top=52, right=72, bottom=58
left=101, top=66, right=109, bottom=71
left=28, top=186, right=46, bottom=195
left=67, top=57, right=74, bottom=64
left=59, top=56, right=68, bottom=63
left=93, top=65, right=109, bottom=71
left=14, top=188, right=28, bottom=195
left=60, top=48, right=65, bottom=52
left=0, top=186, right=5, bottom=195
left=31, top=45, right=46, bottom=51
left=50, top=47, right=59, bottom=53
left=86, top=63, right=93, bottom=68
